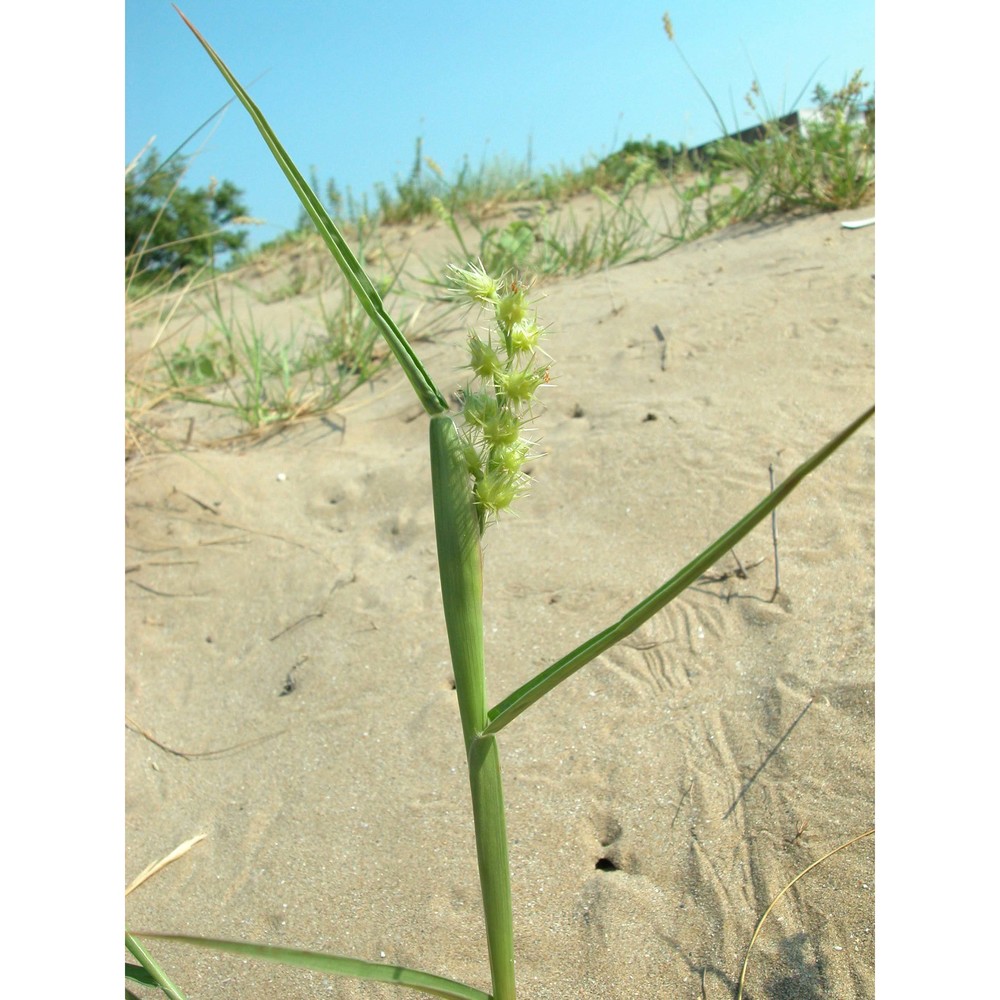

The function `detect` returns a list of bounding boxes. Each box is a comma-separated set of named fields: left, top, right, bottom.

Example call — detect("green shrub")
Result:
left=125, top=147, right=250, bottom=277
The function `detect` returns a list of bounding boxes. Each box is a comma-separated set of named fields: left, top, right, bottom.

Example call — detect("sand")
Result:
left=125, top=197, right=874, bottom=999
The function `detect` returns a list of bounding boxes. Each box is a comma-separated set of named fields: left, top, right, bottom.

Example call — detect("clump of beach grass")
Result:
left=661, top=10, right=874, bottom=221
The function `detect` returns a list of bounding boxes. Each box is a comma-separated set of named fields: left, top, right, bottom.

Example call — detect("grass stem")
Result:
left=430, top=412, right=517, bottom=998
left=468, top=736, right=516, bottom=1000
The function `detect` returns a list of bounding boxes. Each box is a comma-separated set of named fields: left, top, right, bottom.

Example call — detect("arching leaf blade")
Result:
left=174, top=7, right=448, bottom=416
left=484, top=406, right=874, bottom=735
left=131, top=932, right=492, bottom=1000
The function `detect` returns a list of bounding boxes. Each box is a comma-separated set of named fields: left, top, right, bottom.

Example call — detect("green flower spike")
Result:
left=453, top=264, right=551, bottom=528
left=490, top=439, right=531, bottom=476
left=462, top=390, right=500, bottom=431
left=480, top=408, right=522, bottom=449
left=497, top=367, right=547, bottom=408
left=476, top=467, right=526, bottom=516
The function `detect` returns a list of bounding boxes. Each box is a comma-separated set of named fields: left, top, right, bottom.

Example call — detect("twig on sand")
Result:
left=126, top=715, right=285, bottom=759
left=126, top=834, right=208, bottom=896
left=769, top=463, right=781, bottom=601
left=785, top=817, right=810, bottom=846
left=698, top=549, right=765, bottom=585
left=652, top=323, right=667, bottom=370
left=737, top=827, right=875, bottom=1000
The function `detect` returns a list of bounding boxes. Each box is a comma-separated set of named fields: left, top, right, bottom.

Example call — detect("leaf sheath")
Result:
left=429, top=412, right=516, bottom=999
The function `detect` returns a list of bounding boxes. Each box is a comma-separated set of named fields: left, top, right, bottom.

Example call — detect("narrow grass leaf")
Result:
left=125, top=932, right=189, bottom=1000
left=131, top=933, right=491, bottom=1000
left=484, top=405, right=873, bottom=735
left=175, top=7, right=448, bottom=417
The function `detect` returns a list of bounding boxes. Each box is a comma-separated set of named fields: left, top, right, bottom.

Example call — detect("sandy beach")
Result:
left=125, top=197, right=874, bottom=999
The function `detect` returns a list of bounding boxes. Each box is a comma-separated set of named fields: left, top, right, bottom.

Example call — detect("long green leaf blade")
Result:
left=125, top=932, right=189, bottom=1000
left=174, top=7, right=448, bottom=416
left=130, top=933, right=492, bottom=1000
left=484, top=405, right=873, bottom=735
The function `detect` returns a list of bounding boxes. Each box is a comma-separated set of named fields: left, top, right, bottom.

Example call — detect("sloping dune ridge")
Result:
left=126, top=201, right=874, bottom=999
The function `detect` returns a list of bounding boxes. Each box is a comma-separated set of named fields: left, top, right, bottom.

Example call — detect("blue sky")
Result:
left=126, top=1, right=874, bottom=247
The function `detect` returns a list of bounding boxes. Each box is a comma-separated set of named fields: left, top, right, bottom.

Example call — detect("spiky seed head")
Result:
left=448, top=260, right=500, bottom=306
left=460, top=437, right=484, bottom=478
left=489, top=439, right=531, bottom=476
left=497, top=367, right=547, bottom=408
left=509, top=318, right=543, bottom=355
left=467, top=334, right=504, bottom=379
left=475, top=467, right=524, bottom=515
left=481, top=407, right=521, bottom=448
left=453, top=262, right=550, bottom=529
left=462, top=390, right=499, bottom=430
left=496, top=288, right=529, bottom=332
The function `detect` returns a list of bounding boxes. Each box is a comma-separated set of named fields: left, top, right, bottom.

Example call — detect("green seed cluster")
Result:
left=448, top=261, right=550, bottom=526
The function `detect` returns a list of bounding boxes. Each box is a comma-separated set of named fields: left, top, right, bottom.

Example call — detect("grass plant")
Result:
left=661, top=13, right=874, bottom=221
left=126, top=229, right=409, bottom=450
left=723, top=70, right=874, bottom=214
left=686, top=70, right=874, bottom=223
left=128, top=11, right=874, bottom=998
left=126, top=257, right=214, bottom=457
left=414, top=51, right=873, bottom=294
left=424, top=175, right=688, bottom=292
left=159, top=294, right=391, bottom=433
left=303, top=135, right=537, bottom=232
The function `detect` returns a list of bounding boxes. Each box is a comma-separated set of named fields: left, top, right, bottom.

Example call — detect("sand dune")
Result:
left=126, top=202, right=874, bottom=999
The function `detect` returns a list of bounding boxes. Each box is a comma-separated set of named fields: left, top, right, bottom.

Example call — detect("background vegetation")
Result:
left=126, top=146, right=251, bottom=279
left=125, top=72, right=873, bottom=456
